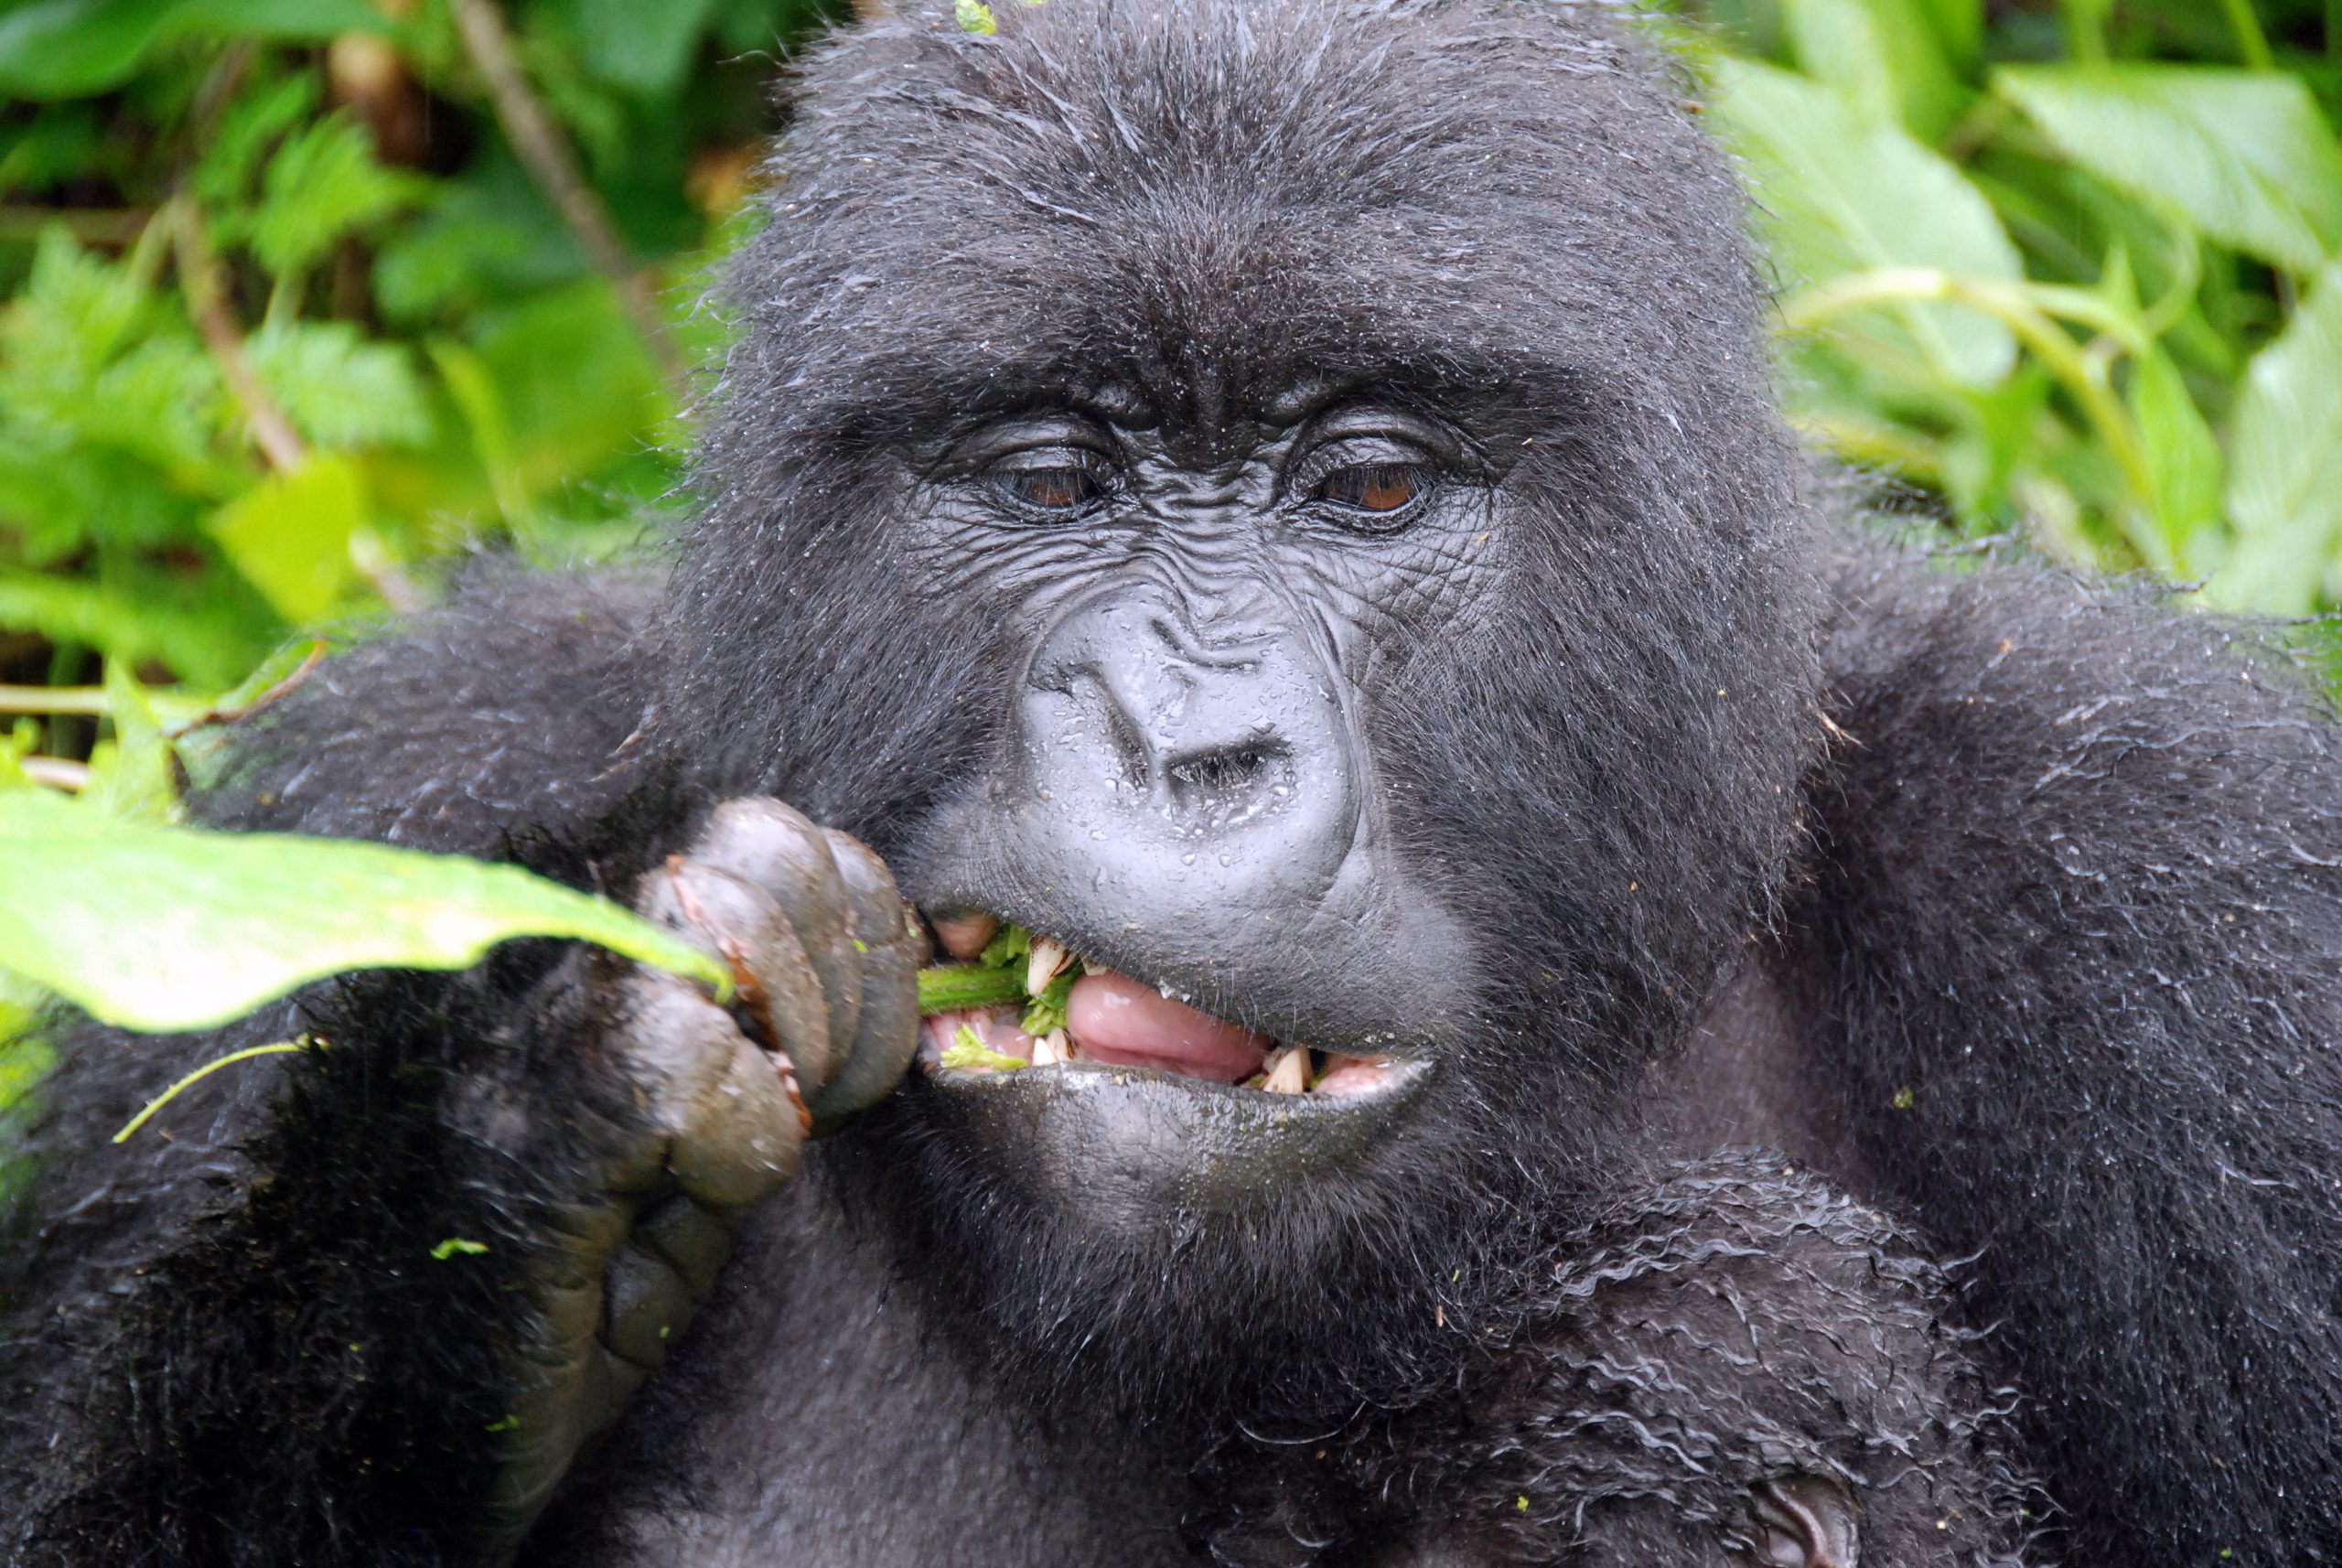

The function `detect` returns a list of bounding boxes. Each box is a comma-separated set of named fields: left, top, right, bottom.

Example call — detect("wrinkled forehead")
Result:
left=721, top=0, right=1760, bottom=449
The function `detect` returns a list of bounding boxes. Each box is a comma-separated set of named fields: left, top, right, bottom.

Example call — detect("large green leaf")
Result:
left=0, top=0, right=385, bottom=100
left=2217, top=258, right=2342, bottom=615
left=1711, top=59, right=2022, bottom=389
left=1780, top=0, right=1969, bottom=138
left=0, top=789, right=726, bottom=1033
left=1997, top=65, right=2342, bottom=276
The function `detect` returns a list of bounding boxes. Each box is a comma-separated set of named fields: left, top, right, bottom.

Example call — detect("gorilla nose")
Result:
left=1017, top=586, right=1359, bottom=907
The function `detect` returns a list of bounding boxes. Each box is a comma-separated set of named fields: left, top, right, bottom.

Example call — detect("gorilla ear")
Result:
left=1750, top=1476, right=1859, bottom=1568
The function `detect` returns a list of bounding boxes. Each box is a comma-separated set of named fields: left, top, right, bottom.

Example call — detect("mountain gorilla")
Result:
left=5, top=1, right=2341, bottom=1563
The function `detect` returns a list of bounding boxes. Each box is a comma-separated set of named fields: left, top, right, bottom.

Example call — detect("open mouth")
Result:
left=915, top=911, right=1413, bottom=1100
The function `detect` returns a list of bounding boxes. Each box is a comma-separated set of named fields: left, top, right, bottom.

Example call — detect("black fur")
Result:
left=5, top=3, right=2338, bottom=1564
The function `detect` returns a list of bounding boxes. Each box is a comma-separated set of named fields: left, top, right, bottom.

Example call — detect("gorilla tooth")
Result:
left=1032, top=1029, right=1072, bottom=1067
left=1261, top=1046, right=1308, bottom=1095
left=1026, top=936, right=1072, bottom=996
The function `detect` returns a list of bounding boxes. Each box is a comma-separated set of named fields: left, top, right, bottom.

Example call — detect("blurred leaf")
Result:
left=1997, top=65, right=2342, bottom=276
left=244, top=113, right=427, bottom=277
left=2127, top=345, right=2223, bottom=566
left=0, top=0, right=384, bottom=100
left=1911, top=0, right=1982, bottom=71
left=245, top=323, right=429, bottom=451
left=0, top=103, right=103, bottom=195
left=1780, top=0, right=1969, bottom=136
left=191, top=71, right=320, bottom=210
left=0, top=789, right=727, bottom=1034
left=372, top=162, right=583, bottom=324
left=2218, top=257, right=2342, bottom=613
left=569, top=0, right=722, bottom=96
left=0, top=570, right=270, bottom=688
left=1713, top=59, right=2022, bottom=387
left=467, top=278, right=665, bottom=497
left=81, top=660, right=178, bottom=821
left=205, top=455, right=364, bottom=624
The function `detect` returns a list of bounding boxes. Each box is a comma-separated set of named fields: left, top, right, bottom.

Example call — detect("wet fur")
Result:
left=5, top=3, right=2340, bottom=1563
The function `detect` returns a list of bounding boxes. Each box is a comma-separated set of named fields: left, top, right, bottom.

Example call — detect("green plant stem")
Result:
left=2060, top=0, right=2109, bottom=62
left=2217, top=0, right=2275, bottom=70
left=169, top=198, right=309, bottom=474
left=0, top=684, right=111, bottom=716
left=444, top=0, right=688, bottom=394
left=917, top=963, right=1028, bottom=1014
left=1784, top=267, right=2165, bottom=565
left=113, top=1039, right=309, bottom=1143
left=19, top=757, right=91, bottom=791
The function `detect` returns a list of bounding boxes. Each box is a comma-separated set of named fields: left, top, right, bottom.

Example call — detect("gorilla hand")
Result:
left=481, top=799, right=921, bottom=1541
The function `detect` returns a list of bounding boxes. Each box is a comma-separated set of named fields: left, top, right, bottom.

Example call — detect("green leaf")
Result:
left=81, top=660, right=179, bottom=822
left=0, top=0, right=387, bottom=100
left=1996, top=65, right=2342, bottom=276
left=2216, top=258, right=2342, bottom=614
left=205, top=456, right=365, bottom=625
left=1019, top=968, right=1074, bottom=1038
left=571, top=0, right=721, bottom=96
left=244, top=324, right=430, bottom=452
left=1710, top=59, right=2022, bottom=389
left=246, top=113, right=427, bottom=277
left=2126, top=346, right=2224, bottom=568
left=977, top=922, right=1030, bottom=969
left=1780, top=0, right=1969, bottom=138
left=192, top=72, right=321, bottom=210
left=0, top=789, right=727, bottom=1034
left=0, top=569, right=271, bottom=689
left=939, top=1024, right=1024, bottom=1072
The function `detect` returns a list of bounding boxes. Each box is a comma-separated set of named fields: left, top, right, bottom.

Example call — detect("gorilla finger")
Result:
left=604, top=971, right=807, bottom=1206
left=485, top=1337, right=636, bottom=1542
left=631, top=1191, right=734, bottom=1299
left=804, top=828, right=922, bottom=1125
left=604, top=1238, right=698, bottom=1370
left=639, top=855, right=839, bottom=1094
left=662, top=996, right=810, bottom=1209
left=692, top=797, right=867, bottom=1080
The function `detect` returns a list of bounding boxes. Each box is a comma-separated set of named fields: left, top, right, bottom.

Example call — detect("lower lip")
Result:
left=922, top=1054, right=1438, bottom=1220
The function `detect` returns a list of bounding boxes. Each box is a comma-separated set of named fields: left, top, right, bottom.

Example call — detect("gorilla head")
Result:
left=652, top=0, right=1821, bottom=1419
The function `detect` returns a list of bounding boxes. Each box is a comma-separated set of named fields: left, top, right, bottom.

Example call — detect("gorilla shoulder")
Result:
left=199, top=564, right=667, bottom=857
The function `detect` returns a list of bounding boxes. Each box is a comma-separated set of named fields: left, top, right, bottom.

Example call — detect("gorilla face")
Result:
left=657, top=0, right=1823, bottom=1413
left=900, top=391, right=1490, bottom=1220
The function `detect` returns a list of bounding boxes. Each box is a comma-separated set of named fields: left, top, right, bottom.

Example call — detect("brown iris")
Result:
left=1006, top=467, right=1099, bottom=510
left=1320, top=464, right=1422, bottom=513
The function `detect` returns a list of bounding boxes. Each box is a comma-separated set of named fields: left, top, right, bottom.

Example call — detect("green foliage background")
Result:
left=2, top=0, right=2339, bottom=721
left=1, top=0, right=2340, bottom=1112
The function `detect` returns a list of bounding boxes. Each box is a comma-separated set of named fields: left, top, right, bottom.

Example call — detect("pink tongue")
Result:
left=1066, top=971, right=1273, bottom=1082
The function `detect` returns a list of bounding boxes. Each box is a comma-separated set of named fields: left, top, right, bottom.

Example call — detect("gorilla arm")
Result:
left=0, top=571, right=919, bottom=1566
left=1186, top=1156, right=2036, bottom=1568
left=1789, top=542, right=2342, bottom=1563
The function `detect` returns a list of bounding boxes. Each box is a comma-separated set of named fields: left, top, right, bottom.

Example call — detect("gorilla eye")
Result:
left=1000, top=467, right=1101, bottom=512
left=1318, top=464, right=1425, bottom=516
